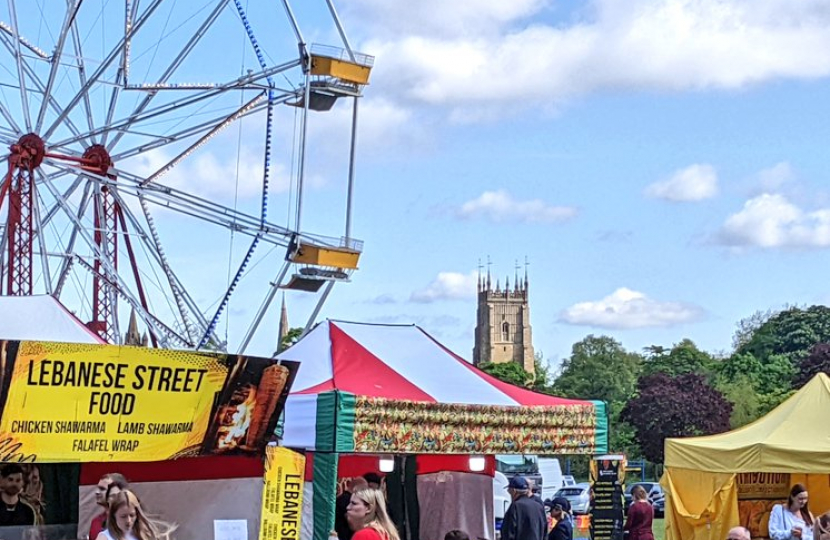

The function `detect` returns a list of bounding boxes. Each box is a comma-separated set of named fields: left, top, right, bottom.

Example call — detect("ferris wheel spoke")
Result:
left=68, top=20, right=95, bottom=137
left=110, top=97, right=269, bottom=162
left=34, top=0, right=83, bottom=134
left=49, top=60, right=300, bottom=151
left=52, top=178, right=93, bottom=298
left=0, top=32, right=86, bottom=142
left=106, top=0, right=228, bottom=153
left=0, top=99, right=21, bottom=135
left=5, top=0, right=33, bottom=132
left=43, top=0, right=166, bottom=141
left=39, top=172, right=85, bottom=229
left=37, top=169, right=187, bottom=348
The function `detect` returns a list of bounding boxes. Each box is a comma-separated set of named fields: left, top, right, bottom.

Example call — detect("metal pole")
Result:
left=238, top=261, right=292, bottom=353
left=344, top=96, right=358, bottom=243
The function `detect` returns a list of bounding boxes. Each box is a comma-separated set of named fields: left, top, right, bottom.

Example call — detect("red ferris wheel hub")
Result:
left=82, top=144, right=114, bottom=177
left=10, top=133, right=45, bottom=169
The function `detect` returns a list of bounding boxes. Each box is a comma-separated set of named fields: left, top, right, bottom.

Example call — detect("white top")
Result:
left=98, top=529, right=139, bottom=540
left=768, top=503, right=814, bottom=540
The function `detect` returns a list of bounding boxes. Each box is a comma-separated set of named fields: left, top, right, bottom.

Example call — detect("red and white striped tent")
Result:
left=277, top=320, right=607, bottom=540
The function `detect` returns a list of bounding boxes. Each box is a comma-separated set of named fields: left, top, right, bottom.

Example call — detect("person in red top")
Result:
left=346, top=488, right=400, bottom=540
left=88, top=473, right=129, bottom=540
left=624, top=485, right=655, bottom=540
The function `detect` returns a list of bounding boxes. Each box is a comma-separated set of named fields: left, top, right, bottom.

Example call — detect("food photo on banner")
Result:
left=0, top=339, right=301, bottom=540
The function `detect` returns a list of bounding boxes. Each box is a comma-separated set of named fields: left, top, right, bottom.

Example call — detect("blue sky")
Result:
left=3, top=0, right=830, bottom=367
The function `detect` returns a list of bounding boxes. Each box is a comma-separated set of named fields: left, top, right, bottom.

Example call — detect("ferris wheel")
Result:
left=0, top=0, right=373, bottom=351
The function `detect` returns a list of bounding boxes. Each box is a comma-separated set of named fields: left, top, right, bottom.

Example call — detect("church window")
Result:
left=502, top=321, right=510, bottom=341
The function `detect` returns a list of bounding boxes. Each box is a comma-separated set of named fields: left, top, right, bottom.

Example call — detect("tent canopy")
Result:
left=0, top=295, right=103, bottom=343
left=278, top=320, right=607, bottom=454
left=665, top=373, right=830, bottom=473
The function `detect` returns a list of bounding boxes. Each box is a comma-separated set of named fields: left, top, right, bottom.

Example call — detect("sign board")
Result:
left=590, top=455, right=625, bottom=540
left=0, top=340, right=298, bottom=462
left=259, top=446, right=305, bottom=540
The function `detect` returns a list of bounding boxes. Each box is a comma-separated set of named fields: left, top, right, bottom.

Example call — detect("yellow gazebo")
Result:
left=662, top=373, right=830, bottom=540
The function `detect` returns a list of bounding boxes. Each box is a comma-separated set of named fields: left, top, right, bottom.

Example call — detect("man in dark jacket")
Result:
left=501, top=476, right=547, bottom=540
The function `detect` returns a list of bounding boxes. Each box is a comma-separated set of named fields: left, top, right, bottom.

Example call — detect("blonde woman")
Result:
left=95, top=490, right=175, bottom=540
left=346, top=488, right=400, bottom=540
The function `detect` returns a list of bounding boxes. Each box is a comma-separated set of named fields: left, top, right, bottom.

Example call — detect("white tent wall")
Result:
left=416, top=472, right=494, bottom=540
left=80, top=478, right=264, bottom=540
left=0, top=295, right=104, bottom=343
left=283, top=394, right=319, bottom=449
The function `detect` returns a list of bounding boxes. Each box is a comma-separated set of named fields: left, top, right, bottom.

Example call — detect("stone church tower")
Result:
left=473, top=267, right=535, bottom=374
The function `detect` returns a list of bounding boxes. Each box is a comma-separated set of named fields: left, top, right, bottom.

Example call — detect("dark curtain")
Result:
left=386, top=456, right=420, bottom=540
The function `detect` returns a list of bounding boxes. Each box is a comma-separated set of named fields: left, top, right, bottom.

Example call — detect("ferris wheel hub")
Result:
left=82, top=144, right=114, bottom=178
left=10, top=134, right=45, bottom=169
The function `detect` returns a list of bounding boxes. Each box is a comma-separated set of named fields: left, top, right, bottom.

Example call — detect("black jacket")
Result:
left=502, top=496, right=547, bottom=540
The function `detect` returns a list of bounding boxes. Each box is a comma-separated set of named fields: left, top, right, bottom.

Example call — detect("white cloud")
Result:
left=456, top=190, right=577, bottom=223
left=560, top=287, right=704, bottom=329
left=645, top=164, right=718, bottom=202
left=410, top=271, right=478, bottom=303
left=350, top=0, right=830, bottom=118
left=718, top=193, right=830, bottom=248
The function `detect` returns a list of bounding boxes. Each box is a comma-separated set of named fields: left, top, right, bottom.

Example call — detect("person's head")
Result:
left=346, top=488, right=400, bottom=540
left=106, top=483, right=125, bottom=506
left=444, top=530, right=470, bottom=540
left=816, top=512, right=830, bottom=540
left=0, top=464, right=25, bottom=497
left=363, top=472, right=382, bottom=490
left=95, top=473, right=128, bottom=508
left=549, top=497, right=570, bottom=521
left=725, top=526, right=751, bottom=540
left=632, top=485, right=648, bottom=501
left=506, top=476, right=529, bottom=501
left=349, top=477, right=369, bottom=493
left=108, top=490, right=158, bottom=540
left=789, top=484, right=813, bottom=525
left=526, top=478, right=539, bottom=495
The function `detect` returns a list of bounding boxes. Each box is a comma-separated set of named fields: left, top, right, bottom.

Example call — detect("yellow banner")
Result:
left=0, top=341, right=298, bottom=462
left=259, top=446, right=305, bottom=540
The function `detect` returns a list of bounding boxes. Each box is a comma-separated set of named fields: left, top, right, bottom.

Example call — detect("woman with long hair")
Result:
left=624, top=485, right=655, bottom=540
left=95, top=490, right=175, bottom=540
left=769, top=484, right=814, bottom=540
left=346, top=488, right=400, bottom=540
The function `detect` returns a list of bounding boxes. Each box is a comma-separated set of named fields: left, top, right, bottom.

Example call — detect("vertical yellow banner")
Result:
left=259, top=446, right=306, bottom=540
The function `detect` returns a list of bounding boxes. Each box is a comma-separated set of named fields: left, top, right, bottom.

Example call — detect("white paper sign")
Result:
left=214, top=519, right=248, bottom=540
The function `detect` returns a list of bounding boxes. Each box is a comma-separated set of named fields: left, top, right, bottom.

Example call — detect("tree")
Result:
left=642, top=339, right=716, bottom=379
left=737, top=306, right=830, bottom=364
left=716, top=352, right=794, bottom=396
left=277, top=327, right=304, bottom=353
left=531, top=351, right=554, bottom=393
left=621, top=372, right=732, bottom=463
left=480, top=361, right=532, bottom=387
left=732, top=308, right=779, bottom=351
left=551, top=335, right=643, bottom=403
left=794, top=343, right=830, bottom=387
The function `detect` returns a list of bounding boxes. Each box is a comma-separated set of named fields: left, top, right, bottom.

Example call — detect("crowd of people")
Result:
left=88, top=472, right=174, bottom=540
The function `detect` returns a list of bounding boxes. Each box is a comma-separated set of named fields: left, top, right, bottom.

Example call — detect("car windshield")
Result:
left=557, top=488, right=585, bottom=497
left=626, top=483, right=655, bottom=494
left=496, top=455, right=538, bottom=474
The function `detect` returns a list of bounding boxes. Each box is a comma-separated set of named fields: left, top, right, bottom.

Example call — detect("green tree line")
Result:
left=480, top=305, right=830, bottom=464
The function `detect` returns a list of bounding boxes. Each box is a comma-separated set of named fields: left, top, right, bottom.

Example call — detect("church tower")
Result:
left=473, top=263, right=534, bottom=374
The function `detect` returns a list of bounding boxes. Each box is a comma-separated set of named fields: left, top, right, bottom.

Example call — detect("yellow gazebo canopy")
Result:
left=662, top=373, right=830, bottom=540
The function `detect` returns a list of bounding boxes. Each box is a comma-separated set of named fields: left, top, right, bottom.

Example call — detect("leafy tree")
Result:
left=716, top=375, right=761, bottom=428
left=794, top=343, right=830, bottom=387
left=642, top=339, right=716, bottom=379
left=621, top=372, right=732, bottom=463
left=531, top=352, right=554, bottom=392
left=551, top=335, right=643, bottom=403
left=717, top=352, right=794, bottom=396
left=480, top=361, right=532, bottom=387
left=732, top=308, right=779, bottom=351
left=737, top=306, right=830, bottom=364
left=278, top=327, right=304, bottom=353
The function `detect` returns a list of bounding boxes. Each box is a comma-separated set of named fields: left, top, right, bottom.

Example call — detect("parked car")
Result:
left=554, top=482, right=592, bottom=514
left=624, top=482, right=664, bottom=513
left=652, top=495, right=665, bottom=518
left=561, top=475, right=576, bottom=487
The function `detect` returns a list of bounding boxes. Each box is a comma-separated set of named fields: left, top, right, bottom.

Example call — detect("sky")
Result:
left=3, top=0, right=830, bottom=369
